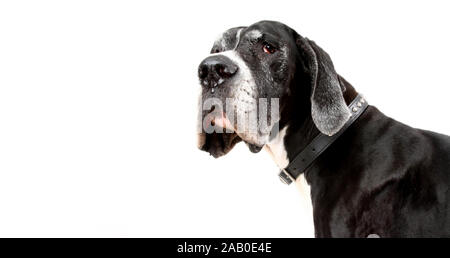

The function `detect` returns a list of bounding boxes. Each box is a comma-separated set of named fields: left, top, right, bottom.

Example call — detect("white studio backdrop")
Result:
left=0, top=0, right=449, bottom=237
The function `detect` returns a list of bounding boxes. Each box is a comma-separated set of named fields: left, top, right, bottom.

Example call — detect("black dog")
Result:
left=197, top=21, right=450, bottom=237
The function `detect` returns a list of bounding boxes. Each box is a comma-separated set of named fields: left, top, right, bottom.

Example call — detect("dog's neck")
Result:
left=264, top=75, right=358, bottom=181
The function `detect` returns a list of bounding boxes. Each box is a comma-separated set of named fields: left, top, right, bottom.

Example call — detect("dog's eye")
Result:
left=263, top=43, right=276, bottom=54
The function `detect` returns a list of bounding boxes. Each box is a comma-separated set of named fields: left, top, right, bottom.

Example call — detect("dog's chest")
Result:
left=264, top=126, right=289, bottom=169
left=264, top=126, right=314, bottom=234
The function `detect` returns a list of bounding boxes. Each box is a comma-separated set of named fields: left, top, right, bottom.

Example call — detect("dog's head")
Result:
left=197, top=21, right=350, bottom=158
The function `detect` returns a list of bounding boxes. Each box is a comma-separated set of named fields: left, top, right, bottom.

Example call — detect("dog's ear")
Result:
left=296, top=35, right=350, bottom=136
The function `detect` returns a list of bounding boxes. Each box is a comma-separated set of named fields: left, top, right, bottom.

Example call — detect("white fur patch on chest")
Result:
left=264, top=126, right=313, bottom=225
left=295, top=174, right=312, bottom=210
left=264, top=126, right=289, bottom=169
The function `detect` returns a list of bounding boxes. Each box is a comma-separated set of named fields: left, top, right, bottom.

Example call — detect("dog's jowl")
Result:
left=196, top=20, right=450, bottom=237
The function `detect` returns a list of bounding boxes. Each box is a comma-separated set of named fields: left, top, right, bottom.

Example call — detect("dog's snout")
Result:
left=198, top=55, right=238, bottom=88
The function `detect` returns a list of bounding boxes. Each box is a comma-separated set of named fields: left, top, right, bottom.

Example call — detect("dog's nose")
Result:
left=198, top=55, right=238, bottom=88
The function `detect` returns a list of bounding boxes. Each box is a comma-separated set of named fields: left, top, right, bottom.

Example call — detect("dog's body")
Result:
left=197, top=21, right=450, bottom=237
left=283, top=84, right=450, bottom=237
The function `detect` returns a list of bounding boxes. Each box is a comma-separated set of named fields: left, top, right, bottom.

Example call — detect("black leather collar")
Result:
left=279, top=94, right=368, bottom=185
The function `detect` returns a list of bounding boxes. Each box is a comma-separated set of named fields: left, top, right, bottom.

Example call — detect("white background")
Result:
left=0, top=0, right=449, bottom=237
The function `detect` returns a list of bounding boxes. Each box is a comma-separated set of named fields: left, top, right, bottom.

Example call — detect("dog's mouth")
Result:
left=197, top=112, right=263, bottom=158
left=198, top=130, right=241, bottom=158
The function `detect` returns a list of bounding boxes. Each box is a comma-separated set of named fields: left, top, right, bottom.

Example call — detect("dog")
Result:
left=196, top=21, right=450, bottom=237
